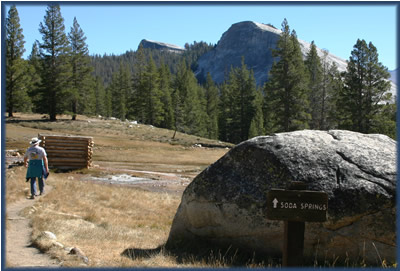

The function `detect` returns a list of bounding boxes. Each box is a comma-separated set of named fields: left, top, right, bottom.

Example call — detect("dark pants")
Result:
left=30, top=177, right=44, bottom=196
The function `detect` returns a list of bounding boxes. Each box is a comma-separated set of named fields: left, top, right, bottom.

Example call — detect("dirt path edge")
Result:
left=5, top=186, right=60, bottom=267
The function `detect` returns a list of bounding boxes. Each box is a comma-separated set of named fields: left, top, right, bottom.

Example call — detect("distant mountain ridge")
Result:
left=139, top=21, right=397, bottom=99
left=195, top=21, right=348, bottom=86
left=139, top=39, right=185, bottom=53
left=389, top=68, right=397, bottom=85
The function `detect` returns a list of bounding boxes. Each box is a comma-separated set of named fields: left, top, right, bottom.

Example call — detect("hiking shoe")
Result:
left=29, top=195, right=35, bottom=199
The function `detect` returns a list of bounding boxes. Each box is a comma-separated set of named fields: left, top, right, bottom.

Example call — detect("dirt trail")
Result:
left=5, top=169, right=187, bottom=267
left=5, top=186, right=60, bottom=267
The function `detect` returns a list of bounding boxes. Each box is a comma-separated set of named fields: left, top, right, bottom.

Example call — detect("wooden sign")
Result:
left=266, top=184, right=329, bottom=266
left=267, top=189, right=328, bottom=222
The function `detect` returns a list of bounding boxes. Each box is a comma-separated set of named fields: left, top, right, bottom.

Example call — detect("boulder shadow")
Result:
left=121, top=246, right=163, bottom=260
left=121, top=241, right=279, bottom=267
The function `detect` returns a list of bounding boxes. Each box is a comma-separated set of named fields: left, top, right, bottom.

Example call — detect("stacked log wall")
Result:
left=38, top=134, right=94, bottom=170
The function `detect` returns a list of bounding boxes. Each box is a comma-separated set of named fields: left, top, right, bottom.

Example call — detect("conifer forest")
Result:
left=5, top=5, right=396, bottom=144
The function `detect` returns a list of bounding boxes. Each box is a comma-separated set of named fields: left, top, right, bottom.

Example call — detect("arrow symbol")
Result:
left=273, top=198, right=279, bottom=208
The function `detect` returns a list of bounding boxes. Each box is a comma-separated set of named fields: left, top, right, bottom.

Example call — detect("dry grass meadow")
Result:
left=6, top=113, right=263, bottom=268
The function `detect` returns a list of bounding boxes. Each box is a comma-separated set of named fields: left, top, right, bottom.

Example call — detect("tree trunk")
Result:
left=7, top=79, right=14, bottom=117
left=172, top=128, right=177, bottom=140
left=50, top=114, right=57, bottom=121
left=8, top=101, right=14, bottom=118
left=72, top=99, right=77, bottom=120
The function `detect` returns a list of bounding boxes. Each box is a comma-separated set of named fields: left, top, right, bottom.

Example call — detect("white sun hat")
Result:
left=30, top=137, right=41, bottom=146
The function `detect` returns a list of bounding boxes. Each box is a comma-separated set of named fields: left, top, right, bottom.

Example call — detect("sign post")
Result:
left=266, top=182, right=328, bottom=267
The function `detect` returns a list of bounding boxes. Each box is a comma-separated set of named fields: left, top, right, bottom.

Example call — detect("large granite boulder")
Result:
left=166, top=130, right=396, bottom=265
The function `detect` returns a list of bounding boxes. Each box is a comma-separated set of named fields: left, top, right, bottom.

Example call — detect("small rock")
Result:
left=52, top=241, right=64, bottom=248
left=69, top=247, right=83, bottom=256
left=64, top=247, right=73, bottom=252
left=43, top=231, right=57, bottom=240
left=69, top=247, right=89, bottom=264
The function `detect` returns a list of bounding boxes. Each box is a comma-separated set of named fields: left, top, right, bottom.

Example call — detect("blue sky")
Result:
left=3, top=2, right=398, bottom=71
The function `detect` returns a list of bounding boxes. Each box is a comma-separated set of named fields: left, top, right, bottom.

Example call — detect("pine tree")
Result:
left=131, top=45, right=147, bottom=122
left=109, top=64, right=131, bottom=120
left=94, top=76, right=106, bottom=116
left=204, top=73, right=219, bottom=139
left=68, top=17, right=94, bottom=119
left=158, top=61, right=174, bottom=129
left=104, top=84, right=112, bottom=118
left=189, top=85, right=208, bottom=138
left=183, top=67, right=207, bottom=137
left=364, top=42, right=393, bottom=133
left=265, top=19, right=310, bottom=133
left=218, top=82, right=232, bottom=142
left=305, top=41, right=323, bottom=129
left=320, top=51, right=342, bottom=130
left=233, top=58, right=257, bottom=143
left=249, top=89, right=265, bottom=138
left=220, top=58, right=258, bottom=143
left=172, top=60, right=207, bottom=137
left=38, top=4, right=71, bottom=120
left=26, top=41, right=42, bottom=113
left=5, top=5, right=30, bottom=117
left=370, top=103, right=396, bottom=139
left=143, top=55, right=164, bottom=126
left=338, top=39, right=391, bottom=133
left=171, top=87, right=183, bottom=139
left=172, top=60, right=188, bottom=136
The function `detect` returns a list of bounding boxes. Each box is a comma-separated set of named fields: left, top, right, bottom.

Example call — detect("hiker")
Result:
left=24, top=137, right=49, bottom=199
